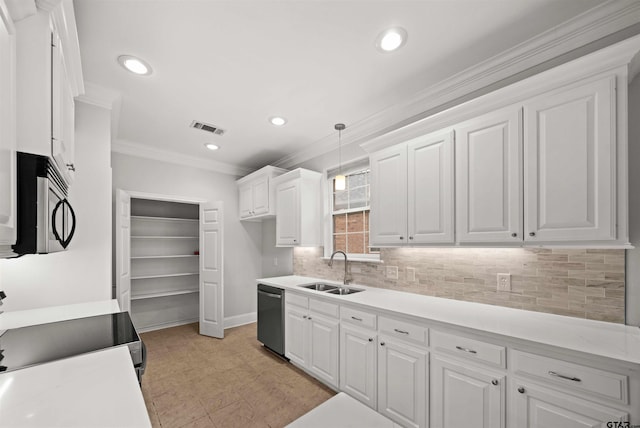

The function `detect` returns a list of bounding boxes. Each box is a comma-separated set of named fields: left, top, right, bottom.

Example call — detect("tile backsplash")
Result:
left=293, top=247, right=626, bottom=324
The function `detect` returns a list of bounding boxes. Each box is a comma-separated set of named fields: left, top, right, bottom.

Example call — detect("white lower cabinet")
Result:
left=378, top=334, right=428, bottom=428
left=510, top=380, right=628, bottom=428
left=285, top=293, right=340, bottom=389
left=340, top=323, right=377, bottom=409
left=431, top=355, right=505, bottom=428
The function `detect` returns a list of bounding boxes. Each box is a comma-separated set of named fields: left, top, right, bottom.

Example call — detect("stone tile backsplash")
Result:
left=293, top=247, right=626, bottom=324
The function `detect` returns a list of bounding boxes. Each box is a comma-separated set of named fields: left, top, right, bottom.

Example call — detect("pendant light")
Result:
left=334, top=123, right=346, bottom=191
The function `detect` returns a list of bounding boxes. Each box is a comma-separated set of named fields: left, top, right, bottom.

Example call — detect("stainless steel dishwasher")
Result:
left=257, top=283, right=286, bottom=357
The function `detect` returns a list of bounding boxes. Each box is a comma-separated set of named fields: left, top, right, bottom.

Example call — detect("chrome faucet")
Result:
left=329, top=251, right=351, bottom=285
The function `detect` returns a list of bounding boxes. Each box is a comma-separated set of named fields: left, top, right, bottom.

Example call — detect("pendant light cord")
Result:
left=335, top=123, right=346, bottom=179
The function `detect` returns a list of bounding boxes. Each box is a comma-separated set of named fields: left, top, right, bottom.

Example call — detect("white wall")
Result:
left=261, top=218, right=293, bottom=278
left=111, top=152, right=263, bottom=321
left=0, top=101, right=113, bottom=311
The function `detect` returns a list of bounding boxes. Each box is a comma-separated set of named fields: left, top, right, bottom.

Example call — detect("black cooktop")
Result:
left=0, top=311, right=141, bottom=373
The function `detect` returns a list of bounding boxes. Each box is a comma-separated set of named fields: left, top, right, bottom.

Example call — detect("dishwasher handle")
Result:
left=258, top=290, right=282, bottom=299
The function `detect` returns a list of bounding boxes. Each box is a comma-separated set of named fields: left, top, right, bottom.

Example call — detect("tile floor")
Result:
left=140, top=322, right=336, bottom=428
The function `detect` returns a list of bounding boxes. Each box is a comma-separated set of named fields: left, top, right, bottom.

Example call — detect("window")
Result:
left=330, top=169, right=379, bottom=259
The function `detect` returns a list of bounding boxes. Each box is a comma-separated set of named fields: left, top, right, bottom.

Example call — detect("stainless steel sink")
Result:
left=327, top=287, right=364, bottom=295
left=300, top=283, right=339, bottom=292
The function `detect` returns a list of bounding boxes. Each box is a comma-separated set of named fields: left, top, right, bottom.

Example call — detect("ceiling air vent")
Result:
left=190, top=120, right=225, bottom=136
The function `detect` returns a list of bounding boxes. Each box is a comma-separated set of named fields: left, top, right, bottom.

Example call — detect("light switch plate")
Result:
left=386, top=266, right=398, bottom=279
left=497, top=273, right=511, bottom=292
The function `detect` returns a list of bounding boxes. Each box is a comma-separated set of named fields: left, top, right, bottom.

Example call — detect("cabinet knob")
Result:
left=293, top=239, right=297, bottom=242
left=380, top=342, right=385, bottom=346
left=399, top=236, right=404, bottom=240
left=409, top=236, right=414, bottom=240
left=303, top=315, right=307, bottom=319
left=511, top=233, right=517, bottom=238
left=368, top=338, right=374, bottom=342
left=66, top=163, right=76, bottom=172
left=307, top=317, right=312, bottom=320
left=517, top=387, right=525, bottom=394
left=529, top=232, right=536, bottom=237
left=491, top=379, right=499, bottom=386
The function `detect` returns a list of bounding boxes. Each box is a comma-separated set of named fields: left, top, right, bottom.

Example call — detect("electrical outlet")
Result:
left=386, top=266, right=398, bottom=279
left=406, top=267, right=416, bottom=282
left=497, top=273, right=511, bottom=292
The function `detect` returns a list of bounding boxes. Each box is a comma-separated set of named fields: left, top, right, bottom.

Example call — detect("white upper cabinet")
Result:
left=0, top=0, right=16, bottom=258
left=14, top=1, right=83, bottom=186
left=274, top=168, right=322, bottom=247
left=524, top=76, right=616, bottom=243
left=370, top=129, right=454, bottom=246
left=456, top=106, right=523, bottom=243
left=236, top=165, right=287, bottom=220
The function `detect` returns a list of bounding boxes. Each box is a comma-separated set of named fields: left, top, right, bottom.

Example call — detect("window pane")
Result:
left=334, top=214, right=347, bottom=234
left=347, top=212, right=364, bottom=233
left=334, top=190, right=348, bottom=211
left=333, top=234, right=346, bottom=253
left=347, top=233, right=365, bottom=254
left=348, top=172, right=367, bottom=188
left=350, top=186, right=367, bottom=208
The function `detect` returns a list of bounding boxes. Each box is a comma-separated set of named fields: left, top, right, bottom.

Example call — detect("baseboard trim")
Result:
left=224, top=312, right=257, bottom=329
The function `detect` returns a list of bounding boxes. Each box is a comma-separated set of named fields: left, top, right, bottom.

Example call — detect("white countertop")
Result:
left=0, top=346, right=151, bottom=427
left=258, top=275, right=640, bottom=365
left=286, top=393, right=400, bottom=428
left=0, top=300, right=121, bottom=330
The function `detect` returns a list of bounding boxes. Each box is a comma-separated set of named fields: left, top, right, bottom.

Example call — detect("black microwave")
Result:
left=12, top=152, right=76, bottom=256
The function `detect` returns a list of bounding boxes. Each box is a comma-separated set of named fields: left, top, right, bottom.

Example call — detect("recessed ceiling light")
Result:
left=117, top=55, right=152, bottom=76
left=204, top=143, right=219, bottom=151
left=269, top=116, right=287, bottom=126
left=375, top=27, right=408, bottom=53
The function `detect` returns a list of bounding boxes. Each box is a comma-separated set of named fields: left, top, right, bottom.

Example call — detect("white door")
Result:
left=408, top=130, right=455, bottom=244
left=308, top=312, right=340, bottom=389
left=378, top=336, right=428, bottom=428
left=115, top=189, right=131, bottom=313
left=0, top=8, right=16, bottom=257
left=252, top=177, right=270, bottom=216
left=276, top=180, right=299, bottom=246
left=431, top=356, right=505, bottom=428
left=199, top=201, right=224, bottom=338
left=285, top=305, right=307, bottom=366
left=456, top=106, right=522, bottom=243
left=524, top=76, right=616, bottom=242
left=511, top=381, right=627, bottom=428
left=340, top=324, right=377, bottom=409
left=370, top=145, right=408, bottom=246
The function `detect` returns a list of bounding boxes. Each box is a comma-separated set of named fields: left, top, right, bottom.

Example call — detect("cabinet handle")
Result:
left=66, top=163, right=76, bottom=172
left=455, top=346, right=477, bottom=354
left=399, top=236, right=404, bottom=240
left=380, top=342, right=385, bottom=346
left=394, top=329, right=409, bottom=335
left=529, top=232, right=536, bottom=237
left=368, top=338, right=374, bottom=342
left=491, top=379, right=499, bottom=386
left=517, top=387, right=525, bottom=394
left=351, top=316, right=363, bottom=321
left=511, top=233, right=517, bottom=238
left=548, top=371, right=581, bottom=382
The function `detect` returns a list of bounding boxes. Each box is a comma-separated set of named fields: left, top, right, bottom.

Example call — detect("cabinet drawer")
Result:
left=341, top=306, right=376, bottom=330
left=378, top=316, right=428, bottom=346
left=309, top=298, right=339, bottom=318
left=431, top=330, right=506, bottom=369
left=511, top=350, right=628, bottom=404
left=286, top=292, right=308, bottom=309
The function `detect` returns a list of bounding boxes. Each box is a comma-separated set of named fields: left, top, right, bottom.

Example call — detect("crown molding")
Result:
left=272, top=0, right=640, bottom=169
left=112, top=139, right=252, bottom=177
left=34, top=0, right=60, bottom=13
left=76, top=82, right=121, bottom=110
left=4, top=0, right=36, bottom=22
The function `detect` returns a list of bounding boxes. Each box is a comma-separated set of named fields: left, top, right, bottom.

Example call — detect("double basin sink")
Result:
left=299, top=283, right=364, bottom=295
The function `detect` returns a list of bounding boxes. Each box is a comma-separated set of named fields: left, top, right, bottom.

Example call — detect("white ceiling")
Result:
left=74, top=0, right=605, bottom=172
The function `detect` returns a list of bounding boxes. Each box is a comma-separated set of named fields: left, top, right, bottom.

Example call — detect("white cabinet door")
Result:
left=511, top=381, right=627, bottom=428
left=0, top=5, right=16, bottom=257
left=524, top=76, right=616, bottom=242
left=285, top=305, right=308, bottom=367
left=308, top=313, right=340, bottom=389
left=238, top=184, right=253, bottom=218
left=378, top=335, right=428, bottom=428
left=456, top=106, right=522, bottom=243
left=370, top=145, right=408, bottom=246
left=252, top=176, right=270, bottom=216
left=431, top=356, right=505, bottom=428
left=340, top=324, right=377, bottom=409
left=408, top=130, right=454, bottom=244
left=276, top=180, right=300, bottom=246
